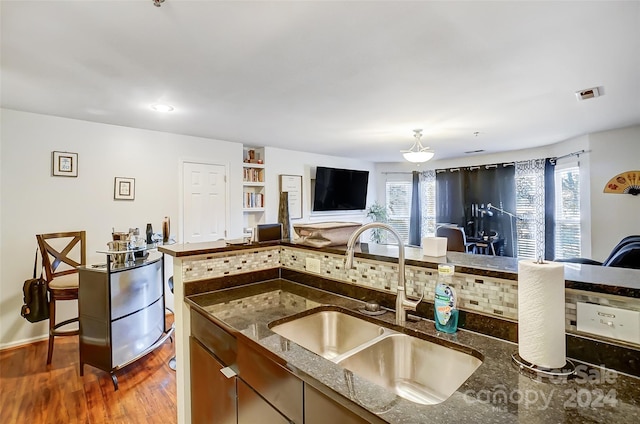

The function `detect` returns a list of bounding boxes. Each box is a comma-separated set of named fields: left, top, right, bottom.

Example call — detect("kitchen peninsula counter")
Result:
left=159, top=240, right=640, bottom=297
left=186, top=279, right=640, bottom=423
left=159, top=240, right=640, bottom=422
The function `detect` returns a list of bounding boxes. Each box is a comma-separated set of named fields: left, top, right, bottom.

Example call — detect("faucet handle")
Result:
left=405, top=285, right=425, bottom=309
left=416, top=284, right=425, bottom=303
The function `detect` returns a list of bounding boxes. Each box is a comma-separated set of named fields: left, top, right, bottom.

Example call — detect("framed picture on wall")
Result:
left=280, top=174, right=303, bottom=219
left=52, top=151, right=78, bottom=177
left=114, top=177, right=135, bottom=200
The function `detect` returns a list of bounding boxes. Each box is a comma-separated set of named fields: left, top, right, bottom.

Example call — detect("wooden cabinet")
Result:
left=237, top=339, right=303, bottom=423
left=237, top=379, right=291, bottom=424
left=190, top=337, right=237, bottom=424
left=305, top=385, right=371, bottom=424
left=190, top=308, right=376, bottom=424
left=191, top=309, right=298, bottom=424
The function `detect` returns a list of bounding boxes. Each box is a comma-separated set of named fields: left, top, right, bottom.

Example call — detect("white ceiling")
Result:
left=2, top=0, right=639, bottom=162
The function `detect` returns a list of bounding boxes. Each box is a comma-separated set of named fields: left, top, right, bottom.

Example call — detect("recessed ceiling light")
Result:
left=151, top=103, right=174, bottom=112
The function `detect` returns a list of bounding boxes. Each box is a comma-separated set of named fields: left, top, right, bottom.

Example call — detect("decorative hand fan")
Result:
left=603, top=170, right=640, bottom=195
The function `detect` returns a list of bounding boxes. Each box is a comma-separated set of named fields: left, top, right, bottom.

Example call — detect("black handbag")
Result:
left=20, top=249, right=50, bottom=323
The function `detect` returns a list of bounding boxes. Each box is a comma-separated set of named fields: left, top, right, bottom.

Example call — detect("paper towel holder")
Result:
left=511, top=352, right=576, bottom=381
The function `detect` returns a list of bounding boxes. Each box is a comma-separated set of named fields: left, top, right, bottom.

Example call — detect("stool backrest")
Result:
left=36, top=231, right=86, bottom=282
left=436, top=226, right=466, bottom=252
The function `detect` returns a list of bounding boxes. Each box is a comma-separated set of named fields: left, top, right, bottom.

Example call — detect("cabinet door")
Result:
left=190, top=337, right=237, bottom=424
left=305, top=385, right=371, bottom=424
left=237, top=379, right=291, bottom=424
left=237, top=340, right=303, bottom=423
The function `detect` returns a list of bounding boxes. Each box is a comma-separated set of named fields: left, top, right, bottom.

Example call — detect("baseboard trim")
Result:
left=0, top=334, right=48, bottom=351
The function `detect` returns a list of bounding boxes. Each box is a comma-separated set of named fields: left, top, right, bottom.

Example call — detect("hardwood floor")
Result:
left=0, top=330, right=177, bottom=424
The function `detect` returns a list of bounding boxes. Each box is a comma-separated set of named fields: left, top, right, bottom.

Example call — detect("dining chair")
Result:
left=436, top=226, right=476, bottom=253
left=36, top=231, right=86, bottom=365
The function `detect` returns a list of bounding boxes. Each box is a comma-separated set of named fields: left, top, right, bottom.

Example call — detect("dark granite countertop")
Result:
left=161, top=240, right=640, bottom=297
left=187, top=279, right=640, bottom=424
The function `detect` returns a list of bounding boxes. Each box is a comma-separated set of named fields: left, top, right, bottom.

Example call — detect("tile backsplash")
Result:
left=280, top=246, right=520, bottom=320
left=182, top=246, right=280, bottom=282
left=180, top=245, right=639, bottom=347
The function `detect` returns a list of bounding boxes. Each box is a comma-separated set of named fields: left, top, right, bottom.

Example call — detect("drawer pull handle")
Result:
left=220, top=366, right=237, bottom=379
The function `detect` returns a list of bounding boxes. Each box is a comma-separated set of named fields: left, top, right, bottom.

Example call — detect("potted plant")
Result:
left=366, top=202, right=389, bottom=243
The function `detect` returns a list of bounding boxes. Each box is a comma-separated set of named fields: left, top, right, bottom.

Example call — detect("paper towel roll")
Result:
left=518, top=260, right=566, bottom=369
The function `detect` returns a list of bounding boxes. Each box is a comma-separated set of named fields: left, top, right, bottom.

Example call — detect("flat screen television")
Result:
left=312, top=166, right=369, bottom=211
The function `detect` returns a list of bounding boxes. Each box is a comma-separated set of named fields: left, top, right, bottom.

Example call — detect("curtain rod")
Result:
left=552, top=149, right=587, bottom=164
left=437, top=162, right=515, bottom=173
left=381, top=171, right=413, bottom=175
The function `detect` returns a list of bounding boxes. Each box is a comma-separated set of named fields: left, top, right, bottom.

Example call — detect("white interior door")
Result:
left=183, top=162, right=227, bottom=243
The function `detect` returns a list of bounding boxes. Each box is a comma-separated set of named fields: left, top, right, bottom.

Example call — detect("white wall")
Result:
left=376, top=126, right=640, bottom=261
left=588, top=125, right=640, bottom=260
left=2, top=108, right=636, bottom=347
left=263, top=146, right=377, bottom=226
left=0, top=109, right=244, bottom=348
left=0, top=109, right=378, bottom=348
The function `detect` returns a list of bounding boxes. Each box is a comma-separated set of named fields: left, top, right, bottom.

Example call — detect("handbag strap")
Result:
left=33, top=248, right=43, bottom=280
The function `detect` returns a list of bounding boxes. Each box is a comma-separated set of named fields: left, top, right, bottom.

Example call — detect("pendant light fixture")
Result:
left=401, top=129, right=435, bottom=163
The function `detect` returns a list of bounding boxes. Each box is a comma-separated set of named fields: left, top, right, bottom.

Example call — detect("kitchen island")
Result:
left=159, top=240, right=640, bottom=423
left=187, top=279, right=640, bottom=423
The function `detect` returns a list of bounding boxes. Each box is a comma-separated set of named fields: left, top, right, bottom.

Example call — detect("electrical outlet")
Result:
left=577, top=302, right=640, bottom=344
left=306, top=257, right=321, bottom=274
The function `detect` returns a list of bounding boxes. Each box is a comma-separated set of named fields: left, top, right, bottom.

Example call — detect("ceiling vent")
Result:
left=575, top=87, right=602, bottom=101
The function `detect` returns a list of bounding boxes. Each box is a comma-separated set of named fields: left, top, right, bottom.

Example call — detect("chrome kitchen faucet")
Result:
left=345, top=222, right=423, bottom=326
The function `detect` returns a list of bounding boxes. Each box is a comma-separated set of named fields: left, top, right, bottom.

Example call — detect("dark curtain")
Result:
left=436, top=165, right=516, bottom=257
left=544, top=159, right=556, bottom=260
left=408, top=171, right=422, bottom=246
left=467, top=166, right=516, bottom=257
left=435, top=170, right=465, bottom=225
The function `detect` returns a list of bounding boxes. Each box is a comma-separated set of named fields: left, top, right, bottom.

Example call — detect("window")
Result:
left=384, top=172, right=435, bottom=245
left=554, top=163, right=581, bottom=259
left=515, top=159, right=546, bottom=259
left=385, top=180, right=412, bottom=244
left=420, top=170, right=437, bottom=237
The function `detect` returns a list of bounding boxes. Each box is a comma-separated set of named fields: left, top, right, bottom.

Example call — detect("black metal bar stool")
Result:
left=168, top=276, right=176, bottom=370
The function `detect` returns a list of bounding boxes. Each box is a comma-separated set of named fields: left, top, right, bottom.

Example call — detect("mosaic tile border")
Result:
left=280, top=246, right=520, bottom=320
left=182, top=246, right=280, bottom=283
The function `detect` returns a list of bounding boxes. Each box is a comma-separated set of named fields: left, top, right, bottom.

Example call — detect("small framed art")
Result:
left=114, top=177, right=135, bottom=200
left=280, top=174, right=303, bottom=219
left=52, top=151, right=78, bottom=177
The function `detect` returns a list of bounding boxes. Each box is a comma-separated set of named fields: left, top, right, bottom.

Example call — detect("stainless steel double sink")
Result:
left=269, top=308, right=483, bottom=406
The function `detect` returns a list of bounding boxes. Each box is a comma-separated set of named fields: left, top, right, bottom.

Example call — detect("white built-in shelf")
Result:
left=243, top=146, right=266, bottom=214
left=243, top=163, right=265, bottom=169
